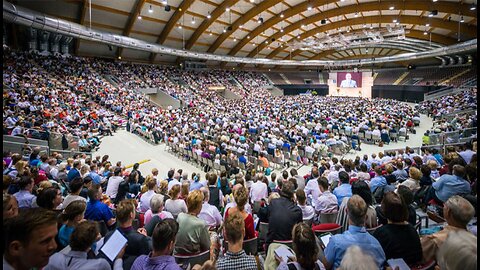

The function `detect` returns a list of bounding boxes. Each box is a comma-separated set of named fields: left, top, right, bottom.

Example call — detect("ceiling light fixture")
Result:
left=470, top=5, right=476, bottom=10
left=424, top=31, right=428, bottom=35
left=247, top=35, right=250, bottom=39
left=191, top=17, right=195, bottom=24
left=258, top=17, right=263, bottom=23
left=426, top=23, right=430, bottom=27
left=389, top=6, right=394, bottom=10
left=223, top=28, right=226, bottom=33
left=370, top=25, right=373, bottom=29
left=280, top=13, right=284, bottom=18
left=137, top=15, right=142, bottom=20
left=280, top=28, right=284, bottom=32
left=209, top=32, right=212, bottom=36
left=460, top=16, right=465, bottom=22
left=354, top=12, right=359, bottom=17
left=432, top=0, right=438, bottom=2
left=234, top=37, right=237, bottom=41
left=226, top=7, right=230, bottom=12
left=207, top=12, right=211, bottom=19
left=178, top=25, right=182, bottom=29
left=162, top=0, right=167, bottom=5
left=148, top=5, right=153, bottom=13
left=307, top=6, right=312, bottom=11
left=393, top=19, right=397, bottom=23
left=250, top=0, right=255, bottom=3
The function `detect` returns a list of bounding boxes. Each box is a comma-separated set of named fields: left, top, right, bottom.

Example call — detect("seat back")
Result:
left=243, top=237, right=258, bottom=255
left=319, top=212, right=338, bottom=224
left=258, top=222, right=269, bottom=243
left=366, top=224, right=382, bottom=235
left=97, top=220, right=109, bottom=237
left=252, top=201, right=262, bottom=214
left=174, top=250, right=210, bottom=267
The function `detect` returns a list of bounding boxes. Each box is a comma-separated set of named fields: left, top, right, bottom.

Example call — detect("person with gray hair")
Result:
left=436, top=230, right=477, bottom=270
left=143, top=194, right=173, bottom=236
left=198, top=187, right=222, bottom=228
left=421, top=195, right=475, bottom=262
left=323, top=195, right=385, bottom=270
left=337, top=245, right=377, bottom=270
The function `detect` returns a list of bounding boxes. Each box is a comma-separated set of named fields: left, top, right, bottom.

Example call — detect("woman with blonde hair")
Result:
left=399, top=166, right=421, bottom=192
left=165, top=184, right=187, bottom=218
left=174, top=190, right=210, bottom=255
left=224, top=185, right=256, bottom=239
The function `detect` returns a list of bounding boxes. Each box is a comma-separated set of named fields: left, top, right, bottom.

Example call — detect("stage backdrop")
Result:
left=336, top=72, right=363, bottom=88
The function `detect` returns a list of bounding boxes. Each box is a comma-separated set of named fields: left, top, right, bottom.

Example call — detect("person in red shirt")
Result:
left=224, top=186, right=256, bottom=240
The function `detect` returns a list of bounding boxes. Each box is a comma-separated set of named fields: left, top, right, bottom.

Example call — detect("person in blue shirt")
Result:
left=189, top=174, right=204, bottom=191
left=57, top=200, right=86, bottom=248
left=85, top=184, right=116, bottom=228
left=333, top=171, right=352, bottom=206
left=67, top=160, right=82, bottom=182
left=322, top=195, right=386, bottom=270
left=88, top=164, right=105, bottom=185
left=426, top=165, right=471, bottom=204
left=369, top=167, right=387, bottom=193
left=238, top=154, right=247, bottom=165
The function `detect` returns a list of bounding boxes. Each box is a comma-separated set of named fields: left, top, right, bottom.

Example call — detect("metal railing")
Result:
left=384, top=141, right=473, bottom=156
left=428, top=128, right=477, bottom=145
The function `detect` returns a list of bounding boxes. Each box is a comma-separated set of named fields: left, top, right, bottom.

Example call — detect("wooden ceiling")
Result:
left=13, top=0, right=478, bottom=67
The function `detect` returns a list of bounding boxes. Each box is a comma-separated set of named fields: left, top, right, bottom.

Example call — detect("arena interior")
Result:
left=2, top=0, right=478, bottom=270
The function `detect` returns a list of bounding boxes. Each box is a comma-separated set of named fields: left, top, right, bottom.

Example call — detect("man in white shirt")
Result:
left=249, top=175, right=268, bottom=203
left=105, top=168, right=124, bottom=200
left=327, top=165, right=341, bottom=184
left=139, top=180, right=156, bottom=212
left=167, top=176, right=181, bottom=191
left=198, top=187, right=223, bottom=228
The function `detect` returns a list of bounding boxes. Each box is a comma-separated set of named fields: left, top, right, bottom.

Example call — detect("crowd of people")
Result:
left=3, top=137, right=477, bottom=269
left=2, top=49, right=477, bottom=270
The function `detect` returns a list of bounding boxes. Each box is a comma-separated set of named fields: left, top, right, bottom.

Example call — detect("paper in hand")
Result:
left=387, top=258, right=410, bottom=270
left=274, top=245, right=294, bottom=262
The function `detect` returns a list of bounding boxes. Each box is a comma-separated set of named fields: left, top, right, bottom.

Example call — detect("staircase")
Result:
left=439, top=69, right=471, bottom=85
left=393, top=72, right=410, bottom=85
left=103, top=75, right=120, bottom=88
left=279, top=73, right=291, bottom=84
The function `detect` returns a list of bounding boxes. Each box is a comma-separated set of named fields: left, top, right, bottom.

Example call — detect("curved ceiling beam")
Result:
left=310, top=45, right=417, bottom=61
left=118, top=0, right=146, bottom=58
left=261, top=15, right=472, bottom=61
left=184, top=0, right=239, bottom=50
left=149, top=0, right=195, bottom=62
left=291, top=29, right=458, bottom=62
left=228, top=0, right=476, bottom=58
left=206, top=0, right=319, bottom=53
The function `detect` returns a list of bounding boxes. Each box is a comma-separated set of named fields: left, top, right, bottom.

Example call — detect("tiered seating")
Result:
left=399, top=67, right=469, bottom=86
left=374, top=69, right=406, bottom=85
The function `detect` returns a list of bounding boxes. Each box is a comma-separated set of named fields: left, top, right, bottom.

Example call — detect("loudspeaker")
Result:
left=227, top=26, right=232, bottom=31
left=321, top=19, right=326, bottom=24
left=165, top=5, right=171, bottom=11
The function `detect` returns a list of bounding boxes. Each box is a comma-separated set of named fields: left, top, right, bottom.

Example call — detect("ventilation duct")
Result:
left=439, top=56, right=447, bottom=67
left=455, top=55, right=464, bottom=65
left=60, top=35, right=72, bottom=55
left=49, top=32, right=61, bottom=54
left=2, top=0, right=477, bottom=67
left=38, top=29, right=50, bottom=53
left=445, top=56, right=455, bottom=65
left=26, top=27, right=37, bottom=51
left=3, top=23, right=6, bottom=45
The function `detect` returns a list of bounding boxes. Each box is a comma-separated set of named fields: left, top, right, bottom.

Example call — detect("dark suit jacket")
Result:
left=104, top=226, right=152, bottom=270
left=266, top=196, right=303, bottom=247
